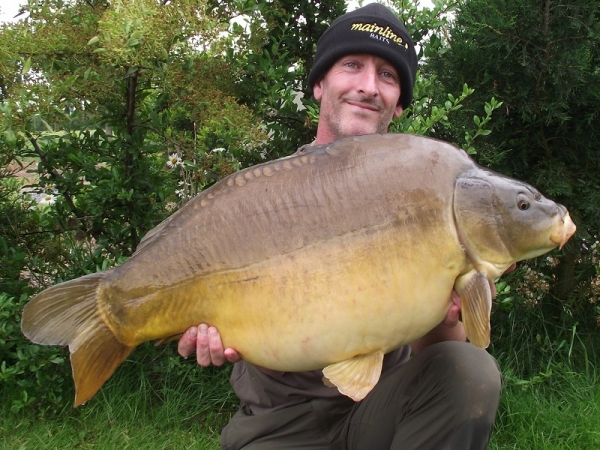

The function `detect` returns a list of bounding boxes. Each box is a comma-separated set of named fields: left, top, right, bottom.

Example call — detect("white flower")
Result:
left=167, top=153, right=183, bottom=169
left=39, top=194, right=56, bottom=205
left=211, top=147, right=226, bottom=153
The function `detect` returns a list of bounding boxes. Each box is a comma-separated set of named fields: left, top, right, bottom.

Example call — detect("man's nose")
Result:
left=357, top=65, right=379, bottom=97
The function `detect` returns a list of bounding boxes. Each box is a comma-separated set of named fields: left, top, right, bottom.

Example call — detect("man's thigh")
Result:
left=343, top=341, right=502, bottom=450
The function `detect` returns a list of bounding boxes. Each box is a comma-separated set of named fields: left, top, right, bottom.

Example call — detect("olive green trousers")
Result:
left=221, top=341, right=502, bottom=450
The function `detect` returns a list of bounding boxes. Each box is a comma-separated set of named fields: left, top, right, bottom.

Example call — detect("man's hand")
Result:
left=177, top=324, right=241, bottom=367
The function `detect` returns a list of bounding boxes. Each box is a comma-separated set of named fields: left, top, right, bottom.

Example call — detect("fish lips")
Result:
left=550, top=211, right=576, bottom=249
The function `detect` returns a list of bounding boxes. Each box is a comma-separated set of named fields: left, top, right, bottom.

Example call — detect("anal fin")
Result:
left=322, top=351, right=384, bottom=401
left=455, top=271, right=492, bottom=349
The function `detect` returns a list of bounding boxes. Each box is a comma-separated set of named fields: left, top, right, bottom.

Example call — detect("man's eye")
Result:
left=381, top=71, right=395, bottom=79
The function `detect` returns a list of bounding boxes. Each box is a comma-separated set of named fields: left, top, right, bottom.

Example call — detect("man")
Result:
left=179, top=4, right=502, bottom=449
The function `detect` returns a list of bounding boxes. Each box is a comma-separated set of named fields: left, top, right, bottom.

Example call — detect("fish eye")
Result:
left=517, top=193, right=531, bottom=211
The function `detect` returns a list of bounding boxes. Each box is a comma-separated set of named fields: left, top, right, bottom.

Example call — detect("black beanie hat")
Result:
left=308, top=3, right=418, bottom=109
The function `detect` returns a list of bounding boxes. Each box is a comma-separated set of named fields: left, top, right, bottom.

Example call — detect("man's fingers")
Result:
left=207, top=326, right=226, bottom=366
left=177, top=326, right=198, bottom=358
left=195, top=324, right=212, bottom=367
left=178, top=323, right=238, bottom=367
left=224, top=347, right=242, bottom=363
left=444, top=303, right=461, bottom=326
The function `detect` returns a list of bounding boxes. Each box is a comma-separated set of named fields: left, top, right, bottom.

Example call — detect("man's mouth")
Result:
left=345, top=100, right=380, bottom=112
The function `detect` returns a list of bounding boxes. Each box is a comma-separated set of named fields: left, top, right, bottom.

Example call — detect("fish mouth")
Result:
left=549, top=212, right=576, bottom=249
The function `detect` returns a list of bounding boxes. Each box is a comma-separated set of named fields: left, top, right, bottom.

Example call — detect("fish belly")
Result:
left=102, top=223, right=461, bottom=373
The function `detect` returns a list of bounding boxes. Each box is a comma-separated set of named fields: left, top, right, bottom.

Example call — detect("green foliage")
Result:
left=0, top=293, right=71, bottom=412
left=421, top=0, right=600, bottom=367
left=24, top=127, right=169, bottom=257
left=491, top=250, right=600, bottom=378
left=1, top=0, right=271, bottom=243
left=390, top=78, right=504, bottom=153
left=0, top=175, right=31, bottom=298
left=225, top=0, right=347, bottom=158
left=1, top=344, right=236, bottom=448
left=0, top=0, right=265, bottom=412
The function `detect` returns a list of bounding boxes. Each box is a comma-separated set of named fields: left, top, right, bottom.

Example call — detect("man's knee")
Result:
left=418, top=341, right=502, bottom=418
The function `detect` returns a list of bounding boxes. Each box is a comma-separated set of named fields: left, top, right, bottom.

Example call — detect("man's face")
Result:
left=313, top=54, right=404, bottom=144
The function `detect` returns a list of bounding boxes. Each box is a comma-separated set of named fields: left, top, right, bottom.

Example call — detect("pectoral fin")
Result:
left=322, top=351, right=384, bottom=401
left=455, top=271, right=492, bottom=349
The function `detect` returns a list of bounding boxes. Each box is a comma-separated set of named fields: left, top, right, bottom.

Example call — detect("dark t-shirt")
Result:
left=231, top=346, right=411, bottom=414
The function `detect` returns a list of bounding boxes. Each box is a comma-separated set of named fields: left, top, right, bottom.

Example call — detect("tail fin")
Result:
left=21, top=273, right=135, bottom=407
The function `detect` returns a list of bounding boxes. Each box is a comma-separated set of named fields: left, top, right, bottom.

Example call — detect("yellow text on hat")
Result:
left=351, top=22, right=406, bottom=47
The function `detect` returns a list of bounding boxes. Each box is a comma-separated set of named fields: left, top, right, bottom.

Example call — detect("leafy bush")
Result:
left=0, top=293, right=71, bottom=412
left=491, top=251, right=600, bottom=379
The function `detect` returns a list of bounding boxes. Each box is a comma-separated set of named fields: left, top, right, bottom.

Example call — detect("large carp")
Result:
left=21, top=133, right=576, bottom=406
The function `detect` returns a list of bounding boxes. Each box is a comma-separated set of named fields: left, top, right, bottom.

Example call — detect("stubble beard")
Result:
left=321, top=102, right=392, bottom=141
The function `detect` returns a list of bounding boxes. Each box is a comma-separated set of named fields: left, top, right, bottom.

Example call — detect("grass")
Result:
left=2, top=412, right=222, bottom=449
left=2, top=343, right=598, bottom=449
left=490, top=366, right=600, bottom=449
left=1, top=348, right=237, bottom=450
left=3, top=365, right=598, bottom=449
